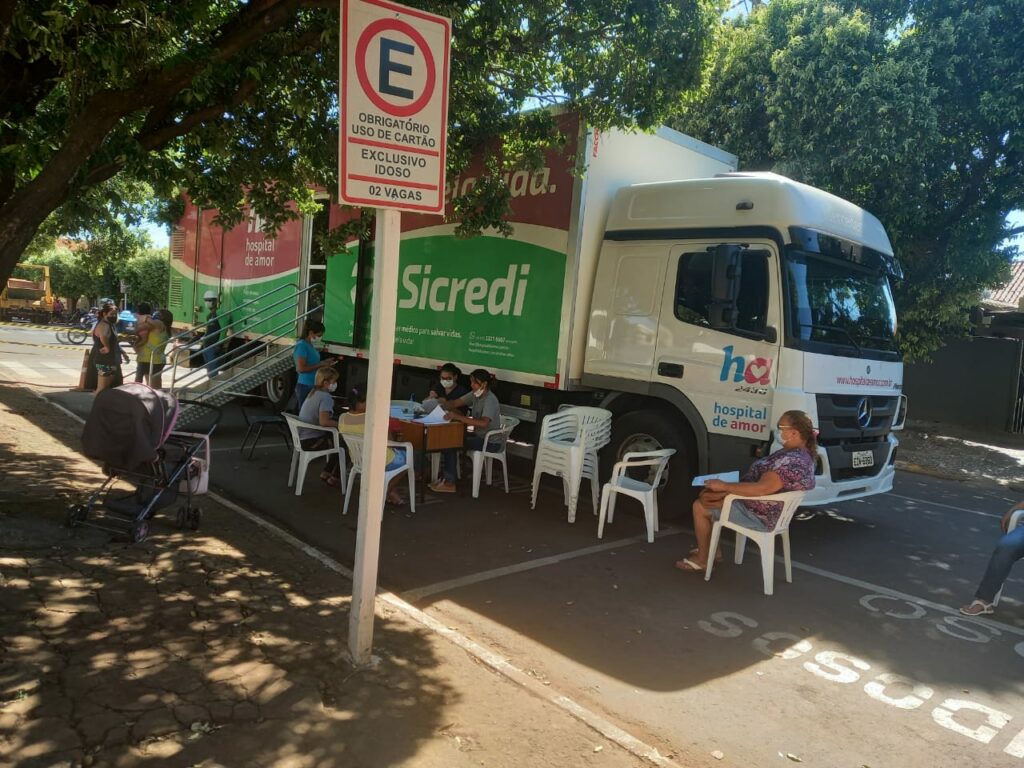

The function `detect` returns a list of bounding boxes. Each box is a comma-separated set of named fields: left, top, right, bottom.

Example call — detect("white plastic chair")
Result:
left=340, top=432, right=416, bottom=515
left=704, top=491, right=806, bottom=596
left=531, top=407, right=611, bottom=522
left=993, top=508, right=1024, bottom=606
left=282, top=413, right=346, bottom=496
left=597, top=449, right=675, bottom=543
left=469, top=416, right=520, bottom=498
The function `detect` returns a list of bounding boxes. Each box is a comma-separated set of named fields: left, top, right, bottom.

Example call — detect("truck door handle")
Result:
left=658, top=362, right=684, bottom=378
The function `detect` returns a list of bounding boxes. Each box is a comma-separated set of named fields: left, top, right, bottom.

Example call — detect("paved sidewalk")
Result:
left=0, top=384, right=650, bottom=768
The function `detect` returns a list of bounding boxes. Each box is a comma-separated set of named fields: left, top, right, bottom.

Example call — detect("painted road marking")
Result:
left=0, top=320, right=68, bottom=331
left=0, top=360, right=34, bottom=375
left=402, top=529, right=686, bottom=602
left=207, top=489, right=680, bottom=767
left=1, top=338, right=90, bottom=351
left=27, top=385, right=1018, bottom=766
left=888, top=492, right=1005, bottom=519
left=697, top=610, right=1024, bottom=760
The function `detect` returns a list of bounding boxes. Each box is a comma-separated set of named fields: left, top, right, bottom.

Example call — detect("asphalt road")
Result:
left=0, top=321, right=133, bottom=389
left=10, top=321, right=1023, bottom=768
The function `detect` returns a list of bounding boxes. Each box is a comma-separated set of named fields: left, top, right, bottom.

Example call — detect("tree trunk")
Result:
left=0, top=185, right=66, bottom=282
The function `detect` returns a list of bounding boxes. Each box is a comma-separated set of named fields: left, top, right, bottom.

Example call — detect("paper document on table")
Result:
left=691, top=471, right=740, bottom=487
left=415, top=404, right=448, bottom=425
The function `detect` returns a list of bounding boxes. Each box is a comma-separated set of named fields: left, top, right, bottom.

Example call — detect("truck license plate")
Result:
left=852, top=450, right=874, bottom=469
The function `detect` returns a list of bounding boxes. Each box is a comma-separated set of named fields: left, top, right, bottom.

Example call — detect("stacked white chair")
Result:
left=340, top=432, right=416, bottom=515
left=704, top=491, right=806, bottom=596
left=531, top=406, right=612, bottom=522
left=597, top=448, right=675, bottom=543
left=469, top=416, right=520, bottom=498
left=282, top=413, right=347, bottom=496
left=993, top=508, right=1024, bottom=607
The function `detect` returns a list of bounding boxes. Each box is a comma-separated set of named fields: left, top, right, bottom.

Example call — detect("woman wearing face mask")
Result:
left=91, top=303, right=123, bottom=393
left=297, top=367, right=342, bottom=486
left=428, top=362, right=469, bottom=408
left=430, top=369, right=500, bottom=494
left=293, top=320, right=336, bottom=406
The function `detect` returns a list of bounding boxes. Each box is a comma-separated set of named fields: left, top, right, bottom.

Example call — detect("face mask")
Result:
left=328, top=382, right=338, bottom=393
left=473, top=387, right=485, bottom=398
left=312, top=335, right=323, bottom=344
left=440, top=378, right=455, bottom=389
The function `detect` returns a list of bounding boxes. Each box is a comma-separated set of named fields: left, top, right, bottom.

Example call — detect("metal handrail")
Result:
left=172, top=294, right=316, bottom=371
left=168, top=281, right=326, bottom=399
left=170, top=302, right=323, bottom=392
left=164, top=282, right=315, bottom=351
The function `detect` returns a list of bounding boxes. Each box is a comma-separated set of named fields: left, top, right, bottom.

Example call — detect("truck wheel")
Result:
left=604, top=410, right=697, bottom=515
left=266, top=369, right=296, bottom=412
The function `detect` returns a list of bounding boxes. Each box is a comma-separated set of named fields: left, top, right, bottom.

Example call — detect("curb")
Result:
left=895, top=460, right=1024, bottom=493
left=894, top=460, right=970, bottom=483
left=18, top=383, right=683, bottom=768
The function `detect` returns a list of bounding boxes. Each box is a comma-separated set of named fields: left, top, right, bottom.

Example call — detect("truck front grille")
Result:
left=816, top=394, right=899, bottom=482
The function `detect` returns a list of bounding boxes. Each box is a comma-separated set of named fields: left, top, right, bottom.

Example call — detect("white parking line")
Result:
left=888, top=492, right=1004, bottom=519
left=0, top=360, right=33, bottom=375
left=402, top=529, right=685, bottom=602
left=207, top=490, right=681, bottom=768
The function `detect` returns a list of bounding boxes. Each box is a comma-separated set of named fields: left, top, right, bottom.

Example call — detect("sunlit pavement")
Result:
left=19, top=323, right=1023, bottom=767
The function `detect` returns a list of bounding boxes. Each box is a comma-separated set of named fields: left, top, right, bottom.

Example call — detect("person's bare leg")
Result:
left=95, top=373, right=114, bottom=393
left=691, top=498, right=714, bottom=566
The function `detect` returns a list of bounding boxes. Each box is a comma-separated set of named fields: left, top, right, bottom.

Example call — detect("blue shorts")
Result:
left=386, top=448, right=407, bottom=472
left=713, top=500, right=769, bottom=531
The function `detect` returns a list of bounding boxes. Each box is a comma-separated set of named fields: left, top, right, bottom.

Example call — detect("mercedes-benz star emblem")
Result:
left=856, top=397, right=872, bottom=429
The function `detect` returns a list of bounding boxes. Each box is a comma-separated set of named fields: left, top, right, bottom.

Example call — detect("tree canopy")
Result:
left=0, top=0, right=723, bottom=284
left=674, top=0, right=1024, bottom=360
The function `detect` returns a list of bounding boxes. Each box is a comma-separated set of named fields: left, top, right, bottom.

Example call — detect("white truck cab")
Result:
left=585, top=172, right=906, bottom=505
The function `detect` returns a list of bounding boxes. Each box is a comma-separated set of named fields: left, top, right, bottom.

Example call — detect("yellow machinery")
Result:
left=0, top=263, right=54, bottom=322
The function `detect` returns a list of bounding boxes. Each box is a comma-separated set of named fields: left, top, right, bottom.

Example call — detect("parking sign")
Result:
left=340, top=0, right=451, bottom=214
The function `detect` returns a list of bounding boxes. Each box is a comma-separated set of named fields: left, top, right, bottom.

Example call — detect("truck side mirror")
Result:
left=709, top=244, right=742, bottom=330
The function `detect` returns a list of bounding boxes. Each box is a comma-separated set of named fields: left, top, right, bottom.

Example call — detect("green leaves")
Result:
left=673, top=0, right=1023, bottom=361
left=1, top=0, right=723, bottom=277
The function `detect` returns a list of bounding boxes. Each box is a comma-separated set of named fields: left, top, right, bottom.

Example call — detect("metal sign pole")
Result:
left=348, top=206, right=401, bottom=664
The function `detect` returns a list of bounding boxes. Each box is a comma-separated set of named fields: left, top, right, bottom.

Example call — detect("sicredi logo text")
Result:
left=399, top=264, right=530, bottom=316
left=720, top=345, right=773, bottom=385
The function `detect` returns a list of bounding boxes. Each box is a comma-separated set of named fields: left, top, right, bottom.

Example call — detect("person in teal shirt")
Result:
left=293, top=320, right=335, bottom=406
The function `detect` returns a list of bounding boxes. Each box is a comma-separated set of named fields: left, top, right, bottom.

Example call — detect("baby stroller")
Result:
left=67, top=383, right=220, bottom=543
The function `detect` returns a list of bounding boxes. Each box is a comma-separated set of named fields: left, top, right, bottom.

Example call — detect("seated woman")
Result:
left=293, top=320, right=336, bottom=407
left=297, top=367, right=341, bottom=486
left=133, top=302, right=170, bottom=388
left=429, top=369, right=500, bottom=495
left=675, top=409, right=817, bottom=572
left=339, top=387, right=408, bottom=505
left=428, top=362, right=470, bottom=408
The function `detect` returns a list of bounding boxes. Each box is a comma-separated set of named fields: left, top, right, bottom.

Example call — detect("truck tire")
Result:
left=265, top=368, right=296, bottom=412
left=603, top=409, right=697, bottom=517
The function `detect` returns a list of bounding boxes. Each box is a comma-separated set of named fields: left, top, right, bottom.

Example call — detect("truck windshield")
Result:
left=784, top=249, right=898, bottom=358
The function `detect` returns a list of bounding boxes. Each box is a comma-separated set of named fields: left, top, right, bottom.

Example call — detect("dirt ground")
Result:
left=0, top=383, right=654, bottom=768
left=896, top=419, right=1024, bottom=488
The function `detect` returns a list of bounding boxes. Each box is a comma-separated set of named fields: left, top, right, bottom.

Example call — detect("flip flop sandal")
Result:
left=959, top=600, right=994, bottom=616
left=674, top=558, right=706, bottom=573
left=689, top=547, right=724, bottom=563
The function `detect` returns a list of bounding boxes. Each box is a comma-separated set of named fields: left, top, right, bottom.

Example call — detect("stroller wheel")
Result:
left=176, top=507, right=187, bottom=530
left=64, top=505, right=87, bottom=528
left=188, top=507, right=202, bottom=530
left=131, top=520, right=149, bottom=544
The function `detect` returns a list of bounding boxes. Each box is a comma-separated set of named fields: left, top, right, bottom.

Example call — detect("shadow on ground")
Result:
left=0, top=385, right=457, bottom=767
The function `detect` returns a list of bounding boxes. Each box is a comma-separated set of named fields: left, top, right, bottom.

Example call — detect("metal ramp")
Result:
left=165, top=284, right=321, bottom=427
